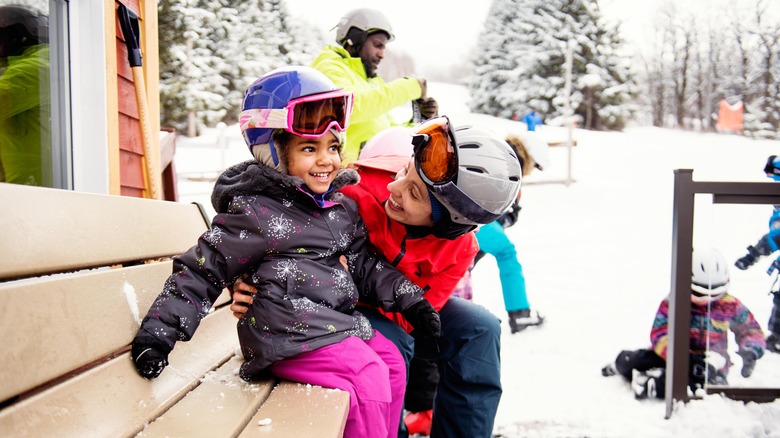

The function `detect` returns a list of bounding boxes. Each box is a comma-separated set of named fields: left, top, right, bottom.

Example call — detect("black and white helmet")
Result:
left=691, top=247, right=730, bottom=301
left=0, top=4, right=48, bottom=58
left=334, top=8, right=394, bottom=47
left=434, top=125, right=522, bottom=226
left=0, top=5, right=48, bottom=40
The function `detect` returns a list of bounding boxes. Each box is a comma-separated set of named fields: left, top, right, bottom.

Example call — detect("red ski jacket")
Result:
left=342, top=155, right=479, bottom=333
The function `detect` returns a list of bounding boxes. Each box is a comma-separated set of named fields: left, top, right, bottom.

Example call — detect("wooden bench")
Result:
left=0, top=183, right=349, bottom=437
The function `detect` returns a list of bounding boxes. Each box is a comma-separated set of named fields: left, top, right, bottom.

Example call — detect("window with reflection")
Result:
left=0, top=0, right=58, bottom=187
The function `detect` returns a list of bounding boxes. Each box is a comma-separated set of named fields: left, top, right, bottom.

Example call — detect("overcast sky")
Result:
left=286, top=0, right=493, bottom=74
left=286, top=0, right=780, bottom=74
left=285, top=0, right=654, bottom=73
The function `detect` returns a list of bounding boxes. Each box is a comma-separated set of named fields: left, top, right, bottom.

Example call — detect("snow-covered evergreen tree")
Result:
left=159, top=0, right=230, bottom=135
left=469, top=0, right=636, bottom=130
left=158, top=0, right=324, bottom=135
left=742, top=2, right=780, bottom=139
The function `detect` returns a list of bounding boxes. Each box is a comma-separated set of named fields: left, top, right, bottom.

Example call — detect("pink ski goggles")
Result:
left=239, top=90, right=354, bottom=138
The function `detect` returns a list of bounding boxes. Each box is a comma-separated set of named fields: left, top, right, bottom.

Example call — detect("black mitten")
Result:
left=688, top=353, right=707, bottom=390
left=735, top=246, right=760, bottom=270
left=402, top=300, right=441, bottom=339
left=737, top=350, right=758, bottom=378
left=132, top=338, right=171, bottom=379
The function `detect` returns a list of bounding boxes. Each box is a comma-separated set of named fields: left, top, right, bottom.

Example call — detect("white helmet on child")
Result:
left=691, top=247, right=730, bottom=303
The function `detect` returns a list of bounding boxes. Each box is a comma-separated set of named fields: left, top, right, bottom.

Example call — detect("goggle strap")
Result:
left=239, top=108, right=289, bottom=131
left=411, top=134, right=429, bottom=150
left=431, top=182, right=501, bottom=225
left=269, top=137, right=279, bottom=166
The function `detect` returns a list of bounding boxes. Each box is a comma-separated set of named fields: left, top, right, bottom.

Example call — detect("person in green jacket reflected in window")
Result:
left=0, top=4, right=50, bottom=186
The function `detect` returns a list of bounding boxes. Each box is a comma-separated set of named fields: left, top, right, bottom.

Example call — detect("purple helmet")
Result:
left=240, top=66, right=346, bottom=148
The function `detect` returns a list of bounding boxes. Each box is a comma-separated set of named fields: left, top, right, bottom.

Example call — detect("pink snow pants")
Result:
left=269, top=331, right=405, bottom=438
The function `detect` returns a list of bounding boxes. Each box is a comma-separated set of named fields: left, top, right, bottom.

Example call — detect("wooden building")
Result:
left=1, top=0, right=175, bottom=199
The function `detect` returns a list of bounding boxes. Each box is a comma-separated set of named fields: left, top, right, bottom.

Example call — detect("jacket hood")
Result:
left=211, top=160, right=359, bottom=214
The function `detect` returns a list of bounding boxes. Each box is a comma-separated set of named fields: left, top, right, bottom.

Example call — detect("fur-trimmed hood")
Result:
left=211, top=159, right=359, bottom=214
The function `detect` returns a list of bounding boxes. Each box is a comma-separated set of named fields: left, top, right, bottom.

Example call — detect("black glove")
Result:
left=735, top=241, right=774, bottom=270
left=497, top=200, right=522, bottom=228
left=419, top=97, right=439, bottom=120
left=735, top=245, right=761, bottom=270
left=737, top=350, right=758, bottom=378
left=132, top=338, right=171, bottom=379
left=688, top=353, right=707, bottom=390
left=402, top=300, right=441, bottom=339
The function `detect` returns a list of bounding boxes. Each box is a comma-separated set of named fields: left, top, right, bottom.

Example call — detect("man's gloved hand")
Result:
left=416, top=78, right=428, bottom=100
left=402, top=300, right=441, bottom=339
left=132, top=338, right=171, bottom=379
left=418, top=97, right=439, bottom=120
left=737, top=350, right=758, bottom=378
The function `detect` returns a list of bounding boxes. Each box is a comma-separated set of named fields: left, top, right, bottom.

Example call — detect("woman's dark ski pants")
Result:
left=364, top=297, right=502, bottom=438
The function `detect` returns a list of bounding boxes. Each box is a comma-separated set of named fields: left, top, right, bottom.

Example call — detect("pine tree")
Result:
left=640, top=0, right=780, bottom=139
left=158, top=0, right=325, bottom=135
left=469, top=0, right=636, bottom=130
left=159, top=0, right=231, bottom=135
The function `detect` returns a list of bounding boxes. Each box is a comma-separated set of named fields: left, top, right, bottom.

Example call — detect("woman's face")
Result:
left=384, top=158, right=435, bottom=226
left=285, top=131, right=341, bottom=194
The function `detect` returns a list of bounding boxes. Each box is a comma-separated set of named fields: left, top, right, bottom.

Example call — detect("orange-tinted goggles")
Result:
left=412, top=116, right=458, bottom=187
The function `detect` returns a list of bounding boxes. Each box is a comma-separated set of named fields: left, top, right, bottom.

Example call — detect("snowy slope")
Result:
left=175, top=81, right=780, bottom=437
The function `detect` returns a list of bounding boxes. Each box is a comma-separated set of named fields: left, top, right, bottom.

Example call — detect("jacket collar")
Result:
left=211, top=159, right=359, bottom=214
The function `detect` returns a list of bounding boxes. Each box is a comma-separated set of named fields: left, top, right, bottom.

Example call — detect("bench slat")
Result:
left=237, top=381, right=349, bottom=437
left=0, top=307, right=239, bottom=437
left=0, top=183, right=209, bottom=280
left=137, top=356, right=275, bottom=437
left=0, top=261, right=231, bottom=402
left=0, top=261, right=168, bottom=401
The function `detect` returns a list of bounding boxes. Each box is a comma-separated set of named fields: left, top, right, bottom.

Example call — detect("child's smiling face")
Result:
left=285, top=131, right=341, bottom=194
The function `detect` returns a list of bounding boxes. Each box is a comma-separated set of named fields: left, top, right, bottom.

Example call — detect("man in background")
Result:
left=311, top=8, right=435, bottom=163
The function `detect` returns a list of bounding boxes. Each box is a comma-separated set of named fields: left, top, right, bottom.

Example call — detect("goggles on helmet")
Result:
left=411, top=116, right=502, bottom=225
left=239, top=89, right=353, bottom=138
left=412, top=116, right=458, bottom=186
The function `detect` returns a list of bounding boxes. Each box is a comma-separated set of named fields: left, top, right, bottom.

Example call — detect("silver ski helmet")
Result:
left=412, top=117, right=522, bottom=226
left=334, top=8, right=394, bottom=47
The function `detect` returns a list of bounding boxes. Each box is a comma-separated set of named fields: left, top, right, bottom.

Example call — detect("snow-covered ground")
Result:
left=175, top=82, right=780, bottom=437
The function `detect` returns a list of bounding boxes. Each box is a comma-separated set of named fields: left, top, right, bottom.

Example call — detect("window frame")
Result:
left=67, top=0, right=110, bottom=194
